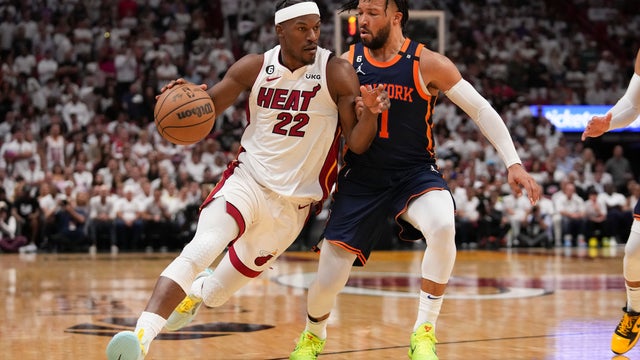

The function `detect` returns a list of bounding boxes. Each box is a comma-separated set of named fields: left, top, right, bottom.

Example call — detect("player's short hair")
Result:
left=339, top=0, right=409, bottom=29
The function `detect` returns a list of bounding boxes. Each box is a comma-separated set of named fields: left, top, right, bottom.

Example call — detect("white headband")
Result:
left=274, top=2, right=320, bottom=24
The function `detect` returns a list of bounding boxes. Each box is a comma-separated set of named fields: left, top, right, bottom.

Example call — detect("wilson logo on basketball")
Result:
left=176, top=103, right=214, bottom=119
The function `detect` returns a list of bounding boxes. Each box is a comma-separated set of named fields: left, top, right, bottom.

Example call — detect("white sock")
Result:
left=627, top=284, right=640, bottom=312
left=190, top=276, right=206, bottom=298
left=305, top=315, right=328, bottom=340
left=135, top=311, right=167, bottom=353
left=413, top=291, right=443, bottom=332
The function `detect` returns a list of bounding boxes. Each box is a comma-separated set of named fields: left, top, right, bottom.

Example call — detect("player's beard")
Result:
left=361, top=21, right=391, bottom=50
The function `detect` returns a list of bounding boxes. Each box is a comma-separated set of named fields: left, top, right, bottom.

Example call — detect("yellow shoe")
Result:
left=612, top=307, right=640, bottom=354
left=165, top=268, right=213, bottom=331
left=408, top=322, right=438, bottom=360
left=165, top=294, right=203, bottom=331
left=289, top=331, right=326, bottom=360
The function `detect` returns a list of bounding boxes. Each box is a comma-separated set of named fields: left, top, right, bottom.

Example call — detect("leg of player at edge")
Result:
left=290, top=190, right=456, bottom=360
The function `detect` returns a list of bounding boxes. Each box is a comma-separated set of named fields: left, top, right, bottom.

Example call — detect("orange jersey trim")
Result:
left=325, top=239, right=368, bottom=265
left=394, top=186, right=446, bottom=241
left=363, top=38, right=411, bottom=68
left=347, top=44, right=356, bottom=65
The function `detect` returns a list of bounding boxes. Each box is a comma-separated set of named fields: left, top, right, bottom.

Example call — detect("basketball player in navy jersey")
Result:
left=105, top=1, right=389, bottom=359
left=289, top=0, right=541, bottom=359
left=582, top=49, right=640, bottom=355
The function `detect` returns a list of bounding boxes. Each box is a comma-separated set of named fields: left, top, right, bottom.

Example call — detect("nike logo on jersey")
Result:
left=266, top=76, right=282, bottom=82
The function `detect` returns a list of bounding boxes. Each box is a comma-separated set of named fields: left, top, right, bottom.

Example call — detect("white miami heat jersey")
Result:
left=239, top=45, right=340, bottom=202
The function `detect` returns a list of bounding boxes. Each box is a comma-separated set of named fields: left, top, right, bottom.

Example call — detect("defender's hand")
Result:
left=581, top=112, right=611, bottom=141
left=507, top=163, right=541, bottom=206
left=359, top=84, right=389, bottom=114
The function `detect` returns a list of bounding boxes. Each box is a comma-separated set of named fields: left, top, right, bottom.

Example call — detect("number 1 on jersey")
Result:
left=378, top=110, right=389, bottom=138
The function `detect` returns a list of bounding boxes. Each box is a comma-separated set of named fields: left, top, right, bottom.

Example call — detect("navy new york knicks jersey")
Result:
left=345, top=39, right=437, bottom=170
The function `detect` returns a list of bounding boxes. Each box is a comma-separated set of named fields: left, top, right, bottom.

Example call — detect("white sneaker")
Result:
left=106, top=330, right=147, bottom=360
left=89, top=245, right=97, bottom=255
left=19, top=243, right=37, bottom=254
left=111, top=245, right=119, bottom=255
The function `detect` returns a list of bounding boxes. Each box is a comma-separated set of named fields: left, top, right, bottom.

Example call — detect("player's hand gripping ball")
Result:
left=154, top=83, right=216, bottom=145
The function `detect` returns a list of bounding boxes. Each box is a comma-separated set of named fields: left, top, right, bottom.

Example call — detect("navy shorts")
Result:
left=322, top=163, right=452, bottom=266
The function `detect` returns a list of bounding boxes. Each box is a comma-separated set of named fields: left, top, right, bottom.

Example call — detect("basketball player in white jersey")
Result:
left=582, top=49, right=640, bottom=355
left=105, top=1, right=389, bottom=359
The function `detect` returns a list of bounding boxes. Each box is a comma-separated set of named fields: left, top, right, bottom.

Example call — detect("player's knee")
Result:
left=310, top=267, right=345, bottom=295
left=202, top=277, right=231, bottom=307
left=160, top=256, right=202, bottom=294
left=427, top=216, right=456, bottom=244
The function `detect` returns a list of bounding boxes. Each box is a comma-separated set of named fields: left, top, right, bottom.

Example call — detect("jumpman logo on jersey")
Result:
left=355, top=64, right=366, bottom=75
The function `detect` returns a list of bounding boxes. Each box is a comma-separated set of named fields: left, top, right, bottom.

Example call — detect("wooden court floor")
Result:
left=0, top=246, right=636, bottom=360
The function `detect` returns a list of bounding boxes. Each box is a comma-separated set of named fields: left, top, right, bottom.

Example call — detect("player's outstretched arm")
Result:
left=582, top=50, right=640, bottom=141
left=420, top=48, right=540, bottom=204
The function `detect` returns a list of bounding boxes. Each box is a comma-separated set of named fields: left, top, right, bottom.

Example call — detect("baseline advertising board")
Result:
left=529, top=105, right=640, bottom=132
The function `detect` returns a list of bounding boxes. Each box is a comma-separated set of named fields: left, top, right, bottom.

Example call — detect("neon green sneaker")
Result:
left=289, top=330, right=326, bottom=359
left=612, top=307, right=640, bottom=354
left=106, top=329, right=147, bottom=360
left=165, top=268, right=213, bottom=331
left=408, top=322, right=438, bottom=360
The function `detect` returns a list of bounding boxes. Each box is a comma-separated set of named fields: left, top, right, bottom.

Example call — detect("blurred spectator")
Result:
left=454, top=184, right=480, bottom=249
left=599, top=183, right=633, bottom=244
left=516, top=204, right=552, bottom=248
left=43, top=121, right=66, bottom=170
left=61, top=91, right=91, bottom=130
left=36, top=48, right=58, bottom=84
left=584, top=187, right=608, bottom=244
left=88, top=185, right=116, bottom=253
left=12, top=184, right=41, bottom=251
left=181, top=150, right=206, bottom=183
left=477, top=190, right=511, bottom=249
left=0, top=200, right=27, bottom=252
left=554, top=182, right=586, bottom=247
left=501, top=189, right=533, bottom=246
left=1, top=125, right=35, bottom=177
left=140, top=187, right=173, bottom=252
left=114, top=46, right=138, bottom=100
left=49, top=191, right=88, bottom=252
left=20, top=158, right=46, bottom=193
left=114, top=185, right=143, bottom=252
left=155, top=53, right=179, bottom=92
left=37, top=182, right=58, bottom=251
left=73, top=161, right=94, bottom=192
left=208, top=38, right=235, bottom=78
left=605, top=145, right=634, bottom=194
left=14, top=44, right=35, bottom=76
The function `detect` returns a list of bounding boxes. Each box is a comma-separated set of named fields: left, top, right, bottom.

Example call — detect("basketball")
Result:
left=154, top=83, right=216, bottom=145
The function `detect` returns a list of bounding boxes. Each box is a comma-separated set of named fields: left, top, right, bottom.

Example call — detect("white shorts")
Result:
left=202, top=162, right=312, bottom=277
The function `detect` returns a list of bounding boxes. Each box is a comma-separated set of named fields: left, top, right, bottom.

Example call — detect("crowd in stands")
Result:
left=0, top=0, right=638, bottom=254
